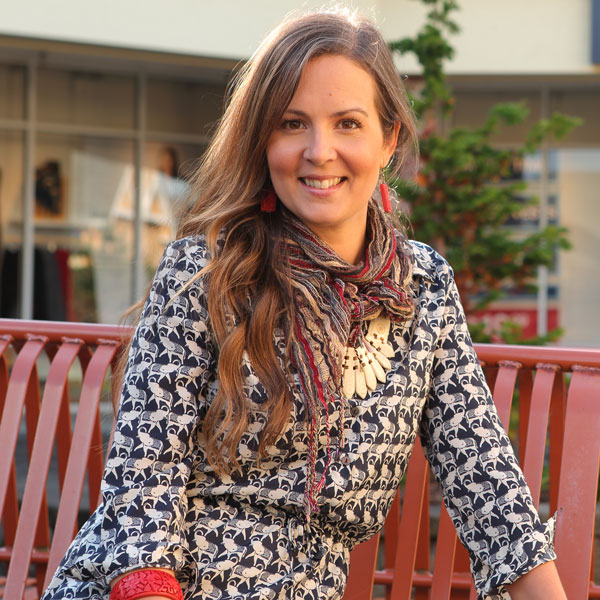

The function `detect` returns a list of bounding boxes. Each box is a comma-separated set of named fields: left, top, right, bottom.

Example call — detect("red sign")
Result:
left=471, top=307, right=559, bottom=340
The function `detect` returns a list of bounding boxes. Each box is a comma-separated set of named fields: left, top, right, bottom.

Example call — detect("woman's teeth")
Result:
left=301, top=177, right=343, bottom=189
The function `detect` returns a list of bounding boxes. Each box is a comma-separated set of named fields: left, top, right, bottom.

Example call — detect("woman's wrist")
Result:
left=505, top=561, right=566, bottom=600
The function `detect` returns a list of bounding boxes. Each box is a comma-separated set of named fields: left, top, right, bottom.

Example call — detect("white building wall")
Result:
left=378, top=0, right=594, bottom=74
left=0, top=0, right=595, bottom=74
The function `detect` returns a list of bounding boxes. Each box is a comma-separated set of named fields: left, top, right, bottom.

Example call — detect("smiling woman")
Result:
left=41, top=7, right=565, bottom=600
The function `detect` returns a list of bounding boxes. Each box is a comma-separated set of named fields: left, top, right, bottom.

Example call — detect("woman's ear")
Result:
left=381, top=122, right=401, bottom=168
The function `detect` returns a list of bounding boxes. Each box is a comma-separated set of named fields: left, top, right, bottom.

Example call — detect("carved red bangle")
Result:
left=110, top=568, right=184, bottom=600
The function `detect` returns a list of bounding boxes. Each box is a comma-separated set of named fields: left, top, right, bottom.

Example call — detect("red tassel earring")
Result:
left=380, top=182, right=392, bottom=213
left=261, top=189, right=277, bottom=213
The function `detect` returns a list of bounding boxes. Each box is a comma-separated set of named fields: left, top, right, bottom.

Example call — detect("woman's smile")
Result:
left=299, top=175, right=346, bottom=194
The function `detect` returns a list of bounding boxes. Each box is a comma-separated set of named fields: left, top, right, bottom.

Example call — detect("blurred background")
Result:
left=0, top=0, right=598, bottom=347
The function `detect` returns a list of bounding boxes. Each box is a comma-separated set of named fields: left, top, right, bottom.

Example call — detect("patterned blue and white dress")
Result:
left=41, top=236, right=555, bottom=600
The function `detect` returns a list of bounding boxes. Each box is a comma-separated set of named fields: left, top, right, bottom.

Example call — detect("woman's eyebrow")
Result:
left=284, top=108, right=370, bottom=118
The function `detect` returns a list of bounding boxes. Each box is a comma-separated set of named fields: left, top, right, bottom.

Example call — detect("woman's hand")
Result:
left=505, top=561, right=566, bottom=599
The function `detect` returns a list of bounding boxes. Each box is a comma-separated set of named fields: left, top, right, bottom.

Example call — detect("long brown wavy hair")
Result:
left=114, top=8, right=419, bottom=476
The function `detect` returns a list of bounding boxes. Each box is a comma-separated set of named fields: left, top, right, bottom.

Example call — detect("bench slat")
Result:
left=492, top=360, right=520, bottom=428
left=517, top=369, right=533, bottom=465
left=388, top=437, right=428, bottom=600
left=549, top=372, right=567, bottom=515
left=342, top=533, right=380, bottom=600
left=522, top=365, right=557, bottom=507
left=0, top=338, right=46, bottom=523
left=44, top=340, right=119, bottom=588
left=4, top=339, right=82, bottom=600
left=554, top=366, right=600, bottom=600
left=429, top=505, right=459, bottom=598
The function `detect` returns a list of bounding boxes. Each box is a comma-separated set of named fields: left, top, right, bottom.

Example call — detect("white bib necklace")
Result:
left=341, top=314, right=394, bottom=399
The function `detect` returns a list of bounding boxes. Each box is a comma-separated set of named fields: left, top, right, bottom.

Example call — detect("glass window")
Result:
left=37, top=68, right=136, bottom=130
left=550, top=90, right=600, bottom=146
left=0, top=60, right=229, bottom=324
left=0, top=63, right=25, bottom=120
left=140, top=141, right=205, bottom=284
left=555, top=148, right=600, bottom=347
left=0, top=130, right=24, bottom=318
left=34, top=134, right=135, bottom=324
left=451, top=89, right=542, bottom=145
left=147, top=78, right=225, bottom=135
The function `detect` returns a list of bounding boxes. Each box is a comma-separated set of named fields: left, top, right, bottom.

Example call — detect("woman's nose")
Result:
left=302, top=129, right=336, bottom=164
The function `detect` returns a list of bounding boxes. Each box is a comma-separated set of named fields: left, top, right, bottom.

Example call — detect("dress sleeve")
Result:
left=98, top=237, right=216, bottom=584
left=418, top=255, right=556, bottom=600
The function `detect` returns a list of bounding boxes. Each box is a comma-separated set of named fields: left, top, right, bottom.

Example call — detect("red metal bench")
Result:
left=0, top=318, right=599, bottom=599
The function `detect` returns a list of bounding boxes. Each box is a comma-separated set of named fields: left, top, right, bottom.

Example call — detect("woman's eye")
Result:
left=282, top=119, right=304, bottom=130
left=339, top=118, right=361, bottom=130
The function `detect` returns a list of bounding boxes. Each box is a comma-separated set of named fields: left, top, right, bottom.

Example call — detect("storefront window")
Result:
left=34, top=134, right=135, bottom=324
left=451, top=89, right=542, bottom=144
left=0, top=130, right=24, bottom=318
left=0, top=64, right=25, bottom=120
left=37, top=68, right=136, bottom=130
left=139, top=141, right=204, bottom=283
left=550, top=90, right=600, bottom=145
left=0, top=54, right=225, bottom=323
left=146, top=78, right=225, bottom=135
left=555, top=148, right=600, bottom=347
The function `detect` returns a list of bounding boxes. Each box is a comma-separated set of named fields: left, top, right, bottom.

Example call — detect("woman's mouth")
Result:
left=299, top=177, right=345, bottom=189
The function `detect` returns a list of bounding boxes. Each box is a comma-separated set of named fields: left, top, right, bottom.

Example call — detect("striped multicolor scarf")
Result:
left=280, top=201, right=414, bottom=519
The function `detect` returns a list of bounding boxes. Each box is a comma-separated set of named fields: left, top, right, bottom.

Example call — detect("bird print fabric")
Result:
left=41, top=236, right=555, bottom=600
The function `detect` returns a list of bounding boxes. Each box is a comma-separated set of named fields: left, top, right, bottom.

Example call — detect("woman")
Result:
left=42, top=8, right=565, bottom=600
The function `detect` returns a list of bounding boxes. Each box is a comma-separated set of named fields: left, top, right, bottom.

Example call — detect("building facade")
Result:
left=0, top=0, right=599, bottom=346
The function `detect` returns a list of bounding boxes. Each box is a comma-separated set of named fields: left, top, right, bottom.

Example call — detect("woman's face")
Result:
left=266, top=54, right=398, bottom=261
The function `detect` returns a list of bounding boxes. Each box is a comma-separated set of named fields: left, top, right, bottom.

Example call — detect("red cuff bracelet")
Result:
left=110, top=568, right=184, bottom=600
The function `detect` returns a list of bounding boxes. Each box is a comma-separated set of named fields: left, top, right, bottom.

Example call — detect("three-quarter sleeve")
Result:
left=418, top=255, right=556, bottom=600
left=61, top=236, right=216, bottom=588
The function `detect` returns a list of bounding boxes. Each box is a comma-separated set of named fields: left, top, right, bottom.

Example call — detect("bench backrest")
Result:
left=1, top=319, right=599, bottom=599
left=0, top=319, right=125, bottom=599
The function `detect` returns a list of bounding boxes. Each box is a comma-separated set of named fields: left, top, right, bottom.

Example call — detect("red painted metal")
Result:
left=0, top=320, right=599, bottom=599
left=492, top=360, right=520, bottom=428
left=522, top=365, right=557, bottom=507
left=549, top=372, right=566, bottom=515
left=429, top=506, right=459, bottom=598
left=413, top=476, right=430, bottom=600
left=451, top=545, right=472, bottom=600
left=4, top=339, right=82, bottom=600
left=0, top=337, right=46, bottom=523
left=388, top=437, right=428, bottom=600
left=0, top=321, right=127, bottom=599
left=363, top=344, right=600, bottom=599
left=473, top=343, right=600, bottom=370
left=384, top=491, right=400, bottom=570
left=0, top=318, right=128, bottom=345
left=341, top=533, right=380, bottom=600
left=554, top=366, right=600, bottom=600
left=518, top=369, right=533, bottom=465
left=88, top=407, right=105, bottom=512
left=44, top=339, right=119, bottom=588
